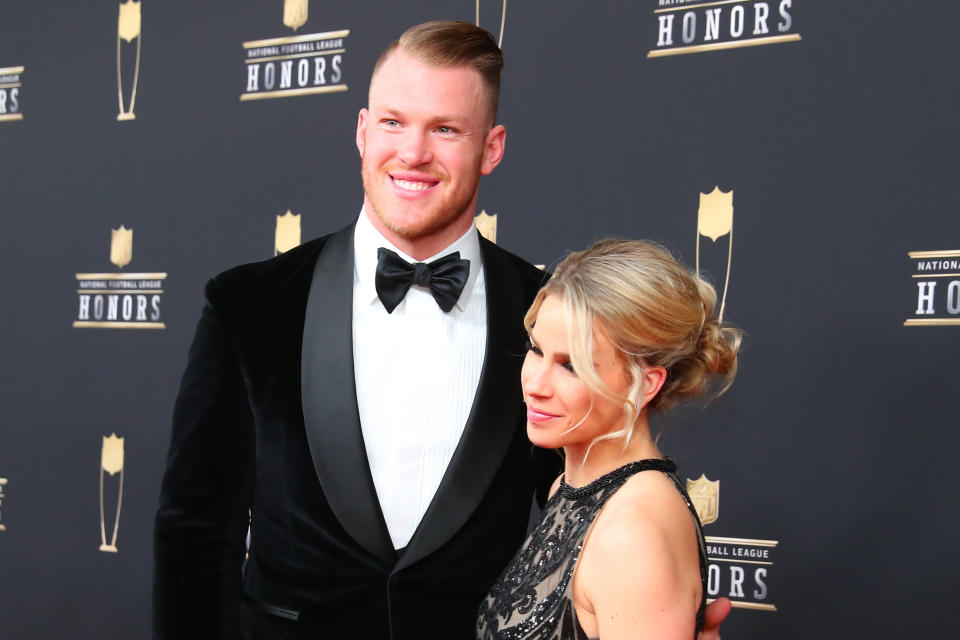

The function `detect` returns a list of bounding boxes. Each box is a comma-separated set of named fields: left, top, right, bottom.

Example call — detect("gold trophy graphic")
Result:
left=476, top=0, right=508, bottom=46
left=99, top=434, right=125, bottom=552
left=284, top=0, right=309, bottom=31
left=275, top=211, right=302, bottom=255
left=474, top=210, right=497, bottom=243
left=696, top=186, right=734, bottom=321
left=111, top=225, right=133, bottom=269
left=686, top=474, right=719, bottom=526
left=116, top=0, right=142, bottom=121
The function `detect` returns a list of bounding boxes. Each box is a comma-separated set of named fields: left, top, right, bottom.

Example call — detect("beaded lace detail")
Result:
left=476, top=459, right=706, bottom=640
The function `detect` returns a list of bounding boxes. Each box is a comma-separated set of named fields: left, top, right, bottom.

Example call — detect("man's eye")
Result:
left=384, top=119, right=400, bottom=127
left=436, top=126, right=454, bottom=134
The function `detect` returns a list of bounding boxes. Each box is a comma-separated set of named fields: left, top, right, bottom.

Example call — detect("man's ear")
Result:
left=356, top=108, right=369, bottom=157
left=480, top=124, right=506, bottom=176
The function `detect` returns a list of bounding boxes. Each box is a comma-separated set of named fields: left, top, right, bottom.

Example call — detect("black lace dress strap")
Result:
left=476, top=458, right=707, bottom=640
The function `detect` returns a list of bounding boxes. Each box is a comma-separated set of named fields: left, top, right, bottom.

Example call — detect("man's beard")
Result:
left=360, top=157, right=481, bottom=242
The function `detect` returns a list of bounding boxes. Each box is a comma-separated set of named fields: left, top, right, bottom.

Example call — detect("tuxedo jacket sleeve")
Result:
left=153, top=235, right=330, bottom=639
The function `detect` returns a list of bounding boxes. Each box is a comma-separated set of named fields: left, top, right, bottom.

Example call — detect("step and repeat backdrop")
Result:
left=1, top=1, right=957, bottom=638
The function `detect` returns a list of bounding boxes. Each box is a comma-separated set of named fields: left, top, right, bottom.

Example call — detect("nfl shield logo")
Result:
left=117, top=0, right=142, bottom=43
left=110, top=226, right=133, bottom=269
left=284, top=0, right=308, bottom=31
left=101, top=434, right=125, bottom=476
left=697, top=186, right=733, bottom=242
left=275, top=211, right=302, bottom=255
left=686, top=474, right=719, bottom=525
left=474, top=210, right=497, bottom=243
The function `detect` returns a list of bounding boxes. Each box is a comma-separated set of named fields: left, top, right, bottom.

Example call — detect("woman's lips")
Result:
left=526, top=405, right=559, bottom=424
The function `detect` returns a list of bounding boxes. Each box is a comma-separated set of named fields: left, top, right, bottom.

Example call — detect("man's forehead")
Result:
left=369, top=49, right=482, bottom=94
left=370, top=62, right=485, bottom=113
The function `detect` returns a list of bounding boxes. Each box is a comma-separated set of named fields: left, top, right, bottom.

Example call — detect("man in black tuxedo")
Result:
left=154, top=20, right=728, bottom=640
left=154, top=21, right=551, bottom=639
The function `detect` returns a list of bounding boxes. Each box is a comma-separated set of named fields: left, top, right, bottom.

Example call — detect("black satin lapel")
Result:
left=395, top=237, right=530, bottom=572
left=301, top=223, right=396, bottom=567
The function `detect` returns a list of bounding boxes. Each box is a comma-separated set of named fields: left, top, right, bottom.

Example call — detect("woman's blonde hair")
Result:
left=524, top=239, right=742, bottom=451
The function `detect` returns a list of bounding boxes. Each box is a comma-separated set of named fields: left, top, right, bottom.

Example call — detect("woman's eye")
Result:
left=561, top=361, right=576, bottom=375
left=524, top=338, right=542, bottom=356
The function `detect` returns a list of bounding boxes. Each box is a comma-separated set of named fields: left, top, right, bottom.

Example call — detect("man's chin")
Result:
left=383, top=221, right=444, bottom=243
left=375, top=208, right=462, bottom=242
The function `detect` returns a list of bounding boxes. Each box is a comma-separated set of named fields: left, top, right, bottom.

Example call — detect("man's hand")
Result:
left=698, top=597, right=732, bottom=640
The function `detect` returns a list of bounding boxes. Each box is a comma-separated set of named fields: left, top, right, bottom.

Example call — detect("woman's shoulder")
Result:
left=608, top=469, right=693, bottom=528
left=572, top=469, right=702, bottom=638
left=591, top=470, right=694, bottom=560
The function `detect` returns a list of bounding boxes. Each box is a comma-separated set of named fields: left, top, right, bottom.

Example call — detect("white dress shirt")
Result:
left=352, top=208, right=487, bottom=550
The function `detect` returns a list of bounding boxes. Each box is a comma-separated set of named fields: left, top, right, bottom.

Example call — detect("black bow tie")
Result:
left=375, top=248, right=470, bottom=314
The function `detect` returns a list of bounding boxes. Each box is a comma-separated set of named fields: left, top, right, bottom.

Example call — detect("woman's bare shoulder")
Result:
left=573, top=470, right=702, bottom=640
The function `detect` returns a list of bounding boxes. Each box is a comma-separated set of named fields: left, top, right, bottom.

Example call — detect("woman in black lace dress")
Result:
left=477, top=239, right=742, bottom=640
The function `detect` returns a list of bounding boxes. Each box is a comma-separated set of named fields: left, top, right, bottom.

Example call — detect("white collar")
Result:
left=353, top=206, right=484, bottom=312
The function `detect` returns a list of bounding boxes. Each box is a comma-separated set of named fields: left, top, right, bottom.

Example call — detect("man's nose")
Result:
left=397, top=129, right=433, bottom=167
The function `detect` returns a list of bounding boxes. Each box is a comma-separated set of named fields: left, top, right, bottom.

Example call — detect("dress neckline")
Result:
left=558, top=458, right=677, bottom=500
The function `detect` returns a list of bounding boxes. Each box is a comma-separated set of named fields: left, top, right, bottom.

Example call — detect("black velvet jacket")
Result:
left=153, top=224, right=557, bottom=639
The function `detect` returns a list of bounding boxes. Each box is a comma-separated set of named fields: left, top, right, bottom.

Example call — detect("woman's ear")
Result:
left=637, top=366, right=667, bottom=410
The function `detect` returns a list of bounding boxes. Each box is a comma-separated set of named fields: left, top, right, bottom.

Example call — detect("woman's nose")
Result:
left=522, top=358, right=551, bottom=398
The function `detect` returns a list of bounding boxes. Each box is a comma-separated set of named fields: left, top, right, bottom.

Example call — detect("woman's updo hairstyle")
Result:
left=524, top=239, right=741, bottom=426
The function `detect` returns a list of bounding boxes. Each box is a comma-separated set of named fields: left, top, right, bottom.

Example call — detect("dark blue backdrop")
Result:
left=1, top=1, right=957, bottom=637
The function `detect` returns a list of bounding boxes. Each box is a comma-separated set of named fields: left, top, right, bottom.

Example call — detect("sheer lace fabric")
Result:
left=477, top=459, right=706, bottom=640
